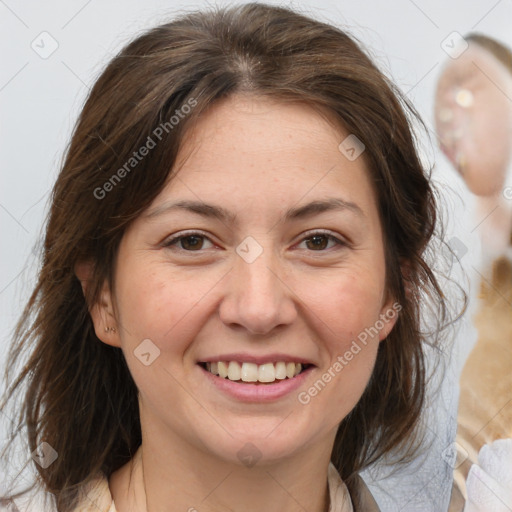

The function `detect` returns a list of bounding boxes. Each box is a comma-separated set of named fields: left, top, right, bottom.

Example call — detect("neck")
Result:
left=109, top=413, right=336, bottom=512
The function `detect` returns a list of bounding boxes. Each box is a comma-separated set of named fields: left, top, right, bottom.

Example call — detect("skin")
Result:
left=79, top=94, right=397, bottom=512
left=434, top=43, right=512, bottom=262
left=434, top=44, right=512, bottom=196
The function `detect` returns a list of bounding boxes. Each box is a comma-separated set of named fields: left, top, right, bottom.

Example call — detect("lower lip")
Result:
left=198, top=364, right=314, bottom=402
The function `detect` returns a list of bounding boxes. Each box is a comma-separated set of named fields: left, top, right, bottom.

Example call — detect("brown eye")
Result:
left=163, top=233, right=214, bottom=251
left=180, top=235, right=205, bottom=250
left=305, top=235, right=329, bottom=250
left=299, top=232, right=346, bottom=251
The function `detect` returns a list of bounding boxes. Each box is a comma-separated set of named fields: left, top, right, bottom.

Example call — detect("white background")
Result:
left=1, top=0, right=511, bottom=510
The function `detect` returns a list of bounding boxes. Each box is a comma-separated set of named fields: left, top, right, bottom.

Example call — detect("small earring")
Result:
left=104, top=326, right=117, bottom=333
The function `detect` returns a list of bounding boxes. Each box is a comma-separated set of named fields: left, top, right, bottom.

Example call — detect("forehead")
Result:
left=179, top=94, right=345, bottom=160
left=166, top=94, right=378, bottom=216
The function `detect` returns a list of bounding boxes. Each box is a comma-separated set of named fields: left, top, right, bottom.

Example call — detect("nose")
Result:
left=218, top=242, right=297, bottom=335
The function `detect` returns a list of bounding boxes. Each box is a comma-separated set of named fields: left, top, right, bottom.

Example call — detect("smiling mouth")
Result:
left=198, top=361, right=312, bottom=384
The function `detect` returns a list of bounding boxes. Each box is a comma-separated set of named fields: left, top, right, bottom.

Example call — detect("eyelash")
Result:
left=162, top=230, right=348, bottom=253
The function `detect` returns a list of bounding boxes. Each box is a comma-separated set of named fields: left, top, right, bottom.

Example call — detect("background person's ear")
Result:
left=75, top=261, right=121, bottom=348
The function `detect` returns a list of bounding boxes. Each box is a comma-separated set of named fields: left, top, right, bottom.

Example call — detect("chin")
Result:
left=201, top=427, right=311, bottom=467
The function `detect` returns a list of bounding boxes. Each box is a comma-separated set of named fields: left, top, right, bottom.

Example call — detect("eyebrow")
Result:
left=144, top=197, right=365, bottom=224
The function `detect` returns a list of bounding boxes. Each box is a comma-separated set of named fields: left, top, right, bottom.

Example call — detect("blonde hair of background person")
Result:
left=434, top=33, right=512, bottom=507
left=0, top=4, right=459, bottom=511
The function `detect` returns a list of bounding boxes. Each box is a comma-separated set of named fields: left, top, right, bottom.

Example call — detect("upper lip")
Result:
left=198, top=353, right=315, bottom=366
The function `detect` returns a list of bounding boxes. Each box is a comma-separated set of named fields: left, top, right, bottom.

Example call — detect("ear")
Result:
left=377, top=296, right=401, bottom=342
left=377, top=263, right=407, bottom=342
left=75, top=261, right=121, bottom=348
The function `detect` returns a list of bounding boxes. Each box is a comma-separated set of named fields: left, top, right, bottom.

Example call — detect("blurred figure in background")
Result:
left=435, top=33, right=512, bottom=510
left=436, top=33, right=512, bottom=266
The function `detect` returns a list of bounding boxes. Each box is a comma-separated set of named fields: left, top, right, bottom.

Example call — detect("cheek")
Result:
left=114, top=261, right=213, bottom=353
left=301, top=267, right=385, bottom=335
left=299, top=316, right=380, bottom=428
left=298, top=267, right=386, bottom=396
left=112, top=264, right=215, bottom=411
left=291, top=265, right=387, bottom=408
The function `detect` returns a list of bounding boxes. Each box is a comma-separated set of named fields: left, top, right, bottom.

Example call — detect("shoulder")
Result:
left=70, top=473, right=116, bottom=512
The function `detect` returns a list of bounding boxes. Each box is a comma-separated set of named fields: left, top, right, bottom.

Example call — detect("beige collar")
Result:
left=74, top=463, right=379, bottom=512
left=327, top=463, right=380, bottom=512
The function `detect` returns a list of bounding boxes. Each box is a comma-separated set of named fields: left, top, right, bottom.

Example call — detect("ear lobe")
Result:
left=90, top=288, right=121, bottom=348
left=75, top=260, right=121, bottom=348
left=378, top=277, right=403, bottom=342
left=376, top=262, right=407, bottom=342
left=378, top=299, right=401, bottom=341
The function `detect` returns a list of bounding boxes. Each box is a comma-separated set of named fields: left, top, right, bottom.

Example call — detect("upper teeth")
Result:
left=205, top=361, right=303, bottom=383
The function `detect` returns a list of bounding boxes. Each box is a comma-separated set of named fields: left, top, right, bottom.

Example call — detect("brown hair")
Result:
left=466, top=32, right=512, bottom=74
left=1, top=3, right=450, bottom=510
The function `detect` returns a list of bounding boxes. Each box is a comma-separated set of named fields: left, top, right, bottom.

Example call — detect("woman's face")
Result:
left=104, top=95, right=397, bottom=466
left=434, top=44, right=512, bottom=196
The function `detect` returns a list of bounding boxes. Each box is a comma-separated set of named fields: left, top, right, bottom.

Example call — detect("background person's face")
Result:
left=109, top=95, right=397, bottom=466
left=434, top=44, right=512, bottom=196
